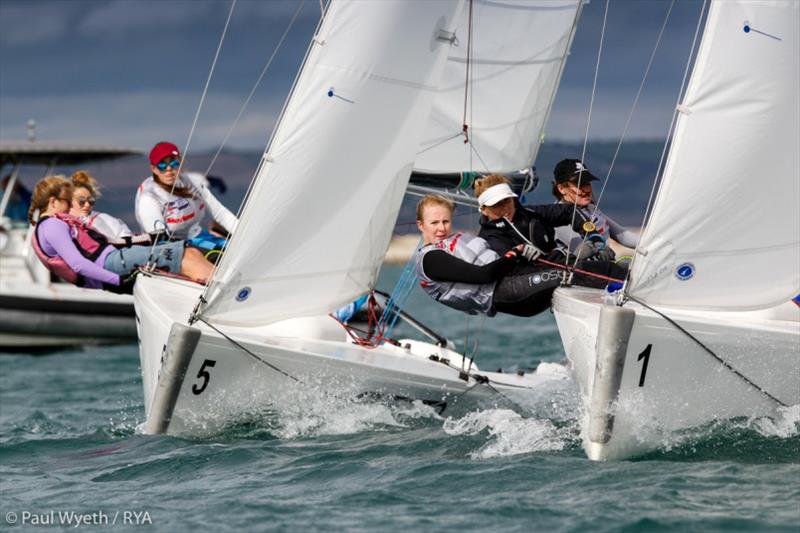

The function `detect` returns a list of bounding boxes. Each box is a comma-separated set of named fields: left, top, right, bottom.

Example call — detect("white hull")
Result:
left=552, top=286, right=800, bottom=460
left=136, top=274, right=566, bottom=435
left=0, top=226, right=135, bottom=350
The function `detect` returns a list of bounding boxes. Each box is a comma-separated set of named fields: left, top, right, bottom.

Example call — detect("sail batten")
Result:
left=629, top=0, right=800, bottom=310
left=199, top=1, right=463, bottom=326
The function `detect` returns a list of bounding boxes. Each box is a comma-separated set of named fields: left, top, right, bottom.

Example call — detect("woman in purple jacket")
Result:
left=28, top=175, right=213, bottom=293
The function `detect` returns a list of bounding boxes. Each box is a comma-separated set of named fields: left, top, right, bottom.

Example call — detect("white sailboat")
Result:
left=135, top=0, right=583, bottom=435
left=552, top=0, right=800, bottom=460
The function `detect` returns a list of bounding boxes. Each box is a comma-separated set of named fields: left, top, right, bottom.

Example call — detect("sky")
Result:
left=0, top=0, right=706, bottom=153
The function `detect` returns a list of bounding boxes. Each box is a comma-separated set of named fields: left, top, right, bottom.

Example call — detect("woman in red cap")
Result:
left=135, top=141, right=238, bottom=241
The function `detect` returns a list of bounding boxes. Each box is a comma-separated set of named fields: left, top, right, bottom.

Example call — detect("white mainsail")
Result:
left=414, top=0, right=582, bottom=174
left=199, top=1, right=463, bottom=326
left=628, top=0, right=799, bottom=310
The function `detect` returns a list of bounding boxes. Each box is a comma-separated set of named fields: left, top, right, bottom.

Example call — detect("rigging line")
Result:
left=461, top=0, right=474, bottom=142
left=567, top=0, right=609, bottom=270
left=193, top=315, right=301, bottom=383
left=202, top=1, right=306, bottom=178
left=569, top=0, right=675, bottom=274
left=626, top=296, right=787, bottom=408
left=416, top=132, right=465, bottom=156
left=146, top=0, right=237, bottom=263
left=625, top=0, right=709, bottom=293
left=196, top=1, right=329, bottom=313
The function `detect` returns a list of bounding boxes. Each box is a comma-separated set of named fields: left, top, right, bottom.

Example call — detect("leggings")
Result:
left=492, top=260, right=627, bottom=317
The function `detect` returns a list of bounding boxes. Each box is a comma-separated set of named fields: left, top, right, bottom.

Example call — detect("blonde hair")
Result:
left=473, top=174, right=511, bottom=199
left=28, top=175, right=72, bottom=224
left=70, top=170, right=102, bottom=198
left=415, top=194, right=454, bottom=221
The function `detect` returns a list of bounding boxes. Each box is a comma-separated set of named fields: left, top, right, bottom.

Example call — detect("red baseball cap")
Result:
left=149, top=141, right=181, bottom=166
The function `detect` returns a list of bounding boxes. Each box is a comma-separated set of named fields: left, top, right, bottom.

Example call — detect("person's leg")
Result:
left=573, top=260, right=627, bottom=288
left=492, top=266, right=563, bottom=317
left=179, top=246, right=213, bottom=281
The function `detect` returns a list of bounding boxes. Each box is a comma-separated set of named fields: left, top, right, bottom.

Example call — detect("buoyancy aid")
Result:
left=414, top=232, right=499, bottom=316
left=31, top=213, right=112, bottom=286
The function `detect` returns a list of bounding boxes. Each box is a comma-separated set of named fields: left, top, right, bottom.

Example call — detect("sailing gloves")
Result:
left=574, top=241, right=617, bottom=262
left=520, top=243, right=544, bottom=262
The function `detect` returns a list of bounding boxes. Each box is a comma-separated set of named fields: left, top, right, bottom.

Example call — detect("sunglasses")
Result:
left=75, top=197, right=96, bottom=207
left=156, top=160, right=181, bottom=171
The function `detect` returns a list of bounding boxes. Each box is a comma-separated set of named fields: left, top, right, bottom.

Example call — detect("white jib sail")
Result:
left=414, top=0, right=582, bottom=174
left=628, top=0, right=800, bottom=311
left=199, top=0, right=463, bottom=326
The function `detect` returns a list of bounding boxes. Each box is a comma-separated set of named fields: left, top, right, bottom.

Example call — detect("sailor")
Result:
left=135, top=141, right=238, bottom=243
left=414, top=195, right=621, bottom=317
left=29, top=175, right=214, bottom=293
left=474, top=174, right=591, bottom=261
left=550, top=158, right=639, bottom=260
left=70, top=170, right=136, bottom=240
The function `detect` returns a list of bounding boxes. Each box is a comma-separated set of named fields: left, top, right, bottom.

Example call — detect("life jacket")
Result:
left=31, top=213, right=112, bottom=286
left=414, top=232, right=499, bottom=316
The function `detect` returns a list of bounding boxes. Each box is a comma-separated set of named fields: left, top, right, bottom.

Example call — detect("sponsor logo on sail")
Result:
left=675, top=262, right=695, bottom=281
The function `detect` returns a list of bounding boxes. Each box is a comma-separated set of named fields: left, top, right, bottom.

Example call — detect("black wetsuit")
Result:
left=478, top=201, right=581, bottom=260
left=421, top=247, right=621, bottom=318
left=476, top=201, right=628, bottom=316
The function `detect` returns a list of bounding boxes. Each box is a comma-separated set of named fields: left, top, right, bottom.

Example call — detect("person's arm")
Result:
left=136, top=191, right=170, bottom=239
left=39, top=219, right=120, bottom=285
left=422, top=249, right=517, bottom=284
left=606, top=216, right=639, bottom=248
left=187, top=174, right=238, bottom=234
left=526, top=204, right=585, bottom=231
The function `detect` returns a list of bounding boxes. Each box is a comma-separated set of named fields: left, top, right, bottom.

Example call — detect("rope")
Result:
left=146, top=0, right=237, bottom=265
left=566, top=0, right=610, bottom=272
left=569, top=0, right=675, bottom=274
left=193, top=315, right=301, bottom=383
left=626, top=296, right=787, bottom=407
left=625, top=0, right=709, bottom=292
left=202, top=1, right=305, bottom=178
left=461, top=0, right=474, bottom=144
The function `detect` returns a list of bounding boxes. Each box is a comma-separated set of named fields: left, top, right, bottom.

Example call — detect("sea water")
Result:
left=1, top=265, right=798, bottom=532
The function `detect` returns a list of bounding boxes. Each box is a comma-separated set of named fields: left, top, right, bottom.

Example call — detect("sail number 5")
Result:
left=637, top=345, right=652, bottom=387
left=192, top=359, right=217, bottom=395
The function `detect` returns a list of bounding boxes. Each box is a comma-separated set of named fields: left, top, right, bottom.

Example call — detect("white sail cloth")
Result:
left=414, top=0, right=582, bottom=174
left=629, top=0, right=800, bottom=310
left=200, top=1, right=463, bottom=326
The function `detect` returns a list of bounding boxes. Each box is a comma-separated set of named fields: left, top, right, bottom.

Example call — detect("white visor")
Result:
left=478, top=183, right=517, bottom=207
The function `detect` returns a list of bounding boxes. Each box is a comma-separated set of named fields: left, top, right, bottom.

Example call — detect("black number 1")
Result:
left=637, top=344, right=652, bottom=387
left=192, top=359, right=217, bottom=395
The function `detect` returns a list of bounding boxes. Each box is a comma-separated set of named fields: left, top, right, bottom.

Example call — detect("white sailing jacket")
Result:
left=135, top=172, right=238, bottom=240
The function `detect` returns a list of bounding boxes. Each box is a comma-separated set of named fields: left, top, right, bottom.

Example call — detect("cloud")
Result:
left=0, top=1, right=77, bottom=46
left=0, top=90, right=282, bottom=151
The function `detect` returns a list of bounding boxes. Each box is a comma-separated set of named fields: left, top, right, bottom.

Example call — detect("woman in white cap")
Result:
left=551, top=158, right=639, bottom=259
left=474, top=174, right=590, bottom=260
left=135, top=141, right=237, bottom=242
left=414, top=194, right=619, bottom=317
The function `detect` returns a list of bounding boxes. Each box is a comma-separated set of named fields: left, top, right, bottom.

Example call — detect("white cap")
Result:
left=477, top=183, right=517, bottom=207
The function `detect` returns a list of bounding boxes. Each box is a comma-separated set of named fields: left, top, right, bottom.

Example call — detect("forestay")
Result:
left=414, top=0, right=582, bottom=174
left=628, top=0, right=800, bottom=310
left=199, top=0, right=463, bottom=326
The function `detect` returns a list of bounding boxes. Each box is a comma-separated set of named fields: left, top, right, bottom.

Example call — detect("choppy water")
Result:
left=2, top=266, right=799, bottom=532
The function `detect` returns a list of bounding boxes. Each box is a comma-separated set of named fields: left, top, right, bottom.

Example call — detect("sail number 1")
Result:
left=637, top=345, right=652, bottom=387
left=192, top=359, right=217, bottom=395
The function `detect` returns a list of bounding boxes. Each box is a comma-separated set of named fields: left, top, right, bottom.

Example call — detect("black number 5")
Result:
left=192, top=359, right=217, bottom=395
